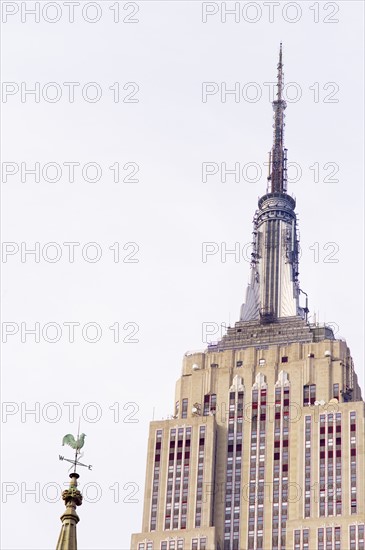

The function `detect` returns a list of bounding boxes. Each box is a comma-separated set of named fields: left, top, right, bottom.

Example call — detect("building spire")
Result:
left=56, top=472, right=82, bottom=550
left=268, top=42, right=287, bottom=194
left=56, top=429, right=90, bottom=550
left=240, top=45, right=302, bottom=323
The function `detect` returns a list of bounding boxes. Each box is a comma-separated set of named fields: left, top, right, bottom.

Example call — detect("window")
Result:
left=334, top=527, right=341, bottom=549
left=350, top=411, right=357, bottom=514
left=150, top=430, right=162, bottom=530
left=319, top=413, right=342, bottom=518
left=259, top=358, right=265, bottom=366
left=210, top=363, right=218, bottom=368
left=271, top=385, right=290, bottom=549
left=165, top=427, right=191, bottom=530
left=224, top=387, right=244, bottom=548
left=181, top=399, right=188, bottom=419
left=303, top=384, right=316, bottom=406
left=281, top=356, right=288, bottom=363
left=203, top=393, right=216, bottom=416
left=333, top=383, right=340, bottom=399
left=250, top=387, right=268, bottom=548
left=304, top=416, right=312, bottom=518
left=195, top=426, right=206, bottom=527
left=236, top=360, right=243, bottom=367
left=350, top=525, right=357, bottom=550
left=319, top=527, right=340, bottom=550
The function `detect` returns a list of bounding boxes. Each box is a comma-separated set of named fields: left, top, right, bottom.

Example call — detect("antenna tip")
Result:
left=278, top=43, right=283, bottom=65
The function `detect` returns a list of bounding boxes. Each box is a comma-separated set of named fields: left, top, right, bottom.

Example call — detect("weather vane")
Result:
left=59, top=420, right=92, bottom=472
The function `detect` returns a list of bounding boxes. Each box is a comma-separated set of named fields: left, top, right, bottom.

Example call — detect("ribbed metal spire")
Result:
left=240, top=45, right=302, bottom=323
left=268, top=42, right=287, bottom=193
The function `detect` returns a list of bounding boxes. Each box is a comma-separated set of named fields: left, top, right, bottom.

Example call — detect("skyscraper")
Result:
left=131, top=46, right=365, bottom=550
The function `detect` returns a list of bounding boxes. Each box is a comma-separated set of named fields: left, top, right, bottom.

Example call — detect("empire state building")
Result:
left=131, top=46, right=365, bottom=550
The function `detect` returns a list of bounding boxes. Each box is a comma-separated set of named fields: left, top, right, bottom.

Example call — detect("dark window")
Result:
left=281, top=356, right=288, bottom=363
left=203, top=393, right=217, bottom=416
left=303, top=384, right=316, bottom=406
left=181, top=398, right=188, bottom=418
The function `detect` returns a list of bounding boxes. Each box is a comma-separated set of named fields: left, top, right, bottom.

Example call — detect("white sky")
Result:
left=1, top=1, right=364, bottom=549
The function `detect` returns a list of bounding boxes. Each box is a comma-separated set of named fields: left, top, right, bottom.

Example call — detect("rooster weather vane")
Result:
left=59, top=426, right=92, bottom=472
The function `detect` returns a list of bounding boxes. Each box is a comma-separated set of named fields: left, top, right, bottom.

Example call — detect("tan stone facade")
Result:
left=131, top=334, right=365, bottom=550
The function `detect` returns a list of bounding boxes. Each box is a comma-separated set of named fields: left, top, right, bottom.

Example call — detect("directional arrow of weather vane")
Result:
left=59, top=431, right=92, bottom=472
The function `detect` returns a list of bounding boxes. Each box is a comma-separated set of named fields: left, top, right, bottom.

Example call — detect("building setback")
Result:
left=131, top=46, right=365, bottom=550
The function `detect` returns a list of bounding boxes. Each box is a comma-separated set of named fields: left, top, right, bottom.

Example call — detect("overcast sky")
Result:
left=1, top=1, right=364, bottom=549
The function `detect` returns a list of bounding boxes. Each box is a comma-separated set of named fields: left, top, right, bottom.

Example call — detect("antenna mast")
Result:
left=269, top=42, right=287, bottom=194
